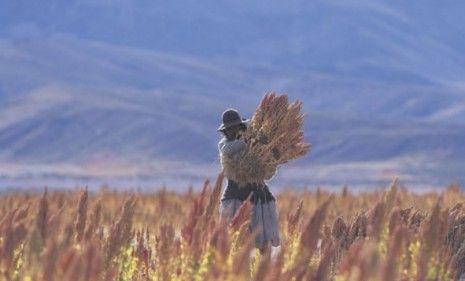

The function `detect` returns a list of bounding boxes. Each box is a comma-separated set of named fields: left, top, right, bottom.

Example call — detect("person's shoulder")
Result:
left=218, top=136, right=227, bottom=145
left=218, top=136, right=228, bottom=149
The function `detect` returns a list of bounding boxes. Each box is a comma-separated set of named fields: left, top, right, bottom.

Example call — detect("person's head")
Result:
left=221, top=123, right=246, bottom=140
left=217, top=108, right=248, bottom=140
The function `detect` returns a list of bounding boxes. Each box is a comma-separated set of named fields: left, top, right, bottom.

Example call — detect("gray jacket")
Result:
left=218, top=137, right=246, bottom=156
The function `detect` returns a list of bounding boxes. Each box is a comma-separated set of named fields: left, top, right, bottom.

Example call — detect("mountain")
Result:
left=0, top=0, right=464, bottom=190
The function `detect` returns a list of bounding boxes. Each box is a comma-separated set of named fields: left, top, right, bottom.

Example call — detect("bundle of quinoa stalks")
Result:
left=221, top=92, right=311, bottom=187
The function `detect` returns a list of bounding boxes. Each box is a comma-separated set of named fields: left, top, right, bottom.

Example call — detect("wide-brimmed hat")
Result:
left=217, top=108, right=249, bottom=131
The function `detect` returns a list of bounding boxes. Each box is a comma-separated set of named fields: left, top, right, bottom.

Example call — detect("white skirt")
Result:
left=219, top=198, right=281, bottom=248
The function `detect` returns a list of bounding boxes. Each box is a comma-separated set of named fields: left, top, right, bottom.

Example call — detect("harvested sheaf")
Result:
left=221, top=92, right=311, bottom=187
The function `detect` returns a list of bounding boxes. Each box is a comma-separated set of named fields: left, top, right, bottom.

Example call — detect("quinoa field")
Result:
left=1, top=172, right=464, bottom=281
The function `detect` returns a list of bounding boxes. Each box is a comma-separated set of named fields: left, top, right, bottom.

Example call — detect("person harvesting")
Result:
left=217, top=93, right=310, bottom=254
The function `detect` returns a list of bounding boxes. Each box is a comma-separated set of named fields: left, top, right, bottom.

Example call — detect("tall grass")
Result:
left=0, top=176, right=464, bottom=280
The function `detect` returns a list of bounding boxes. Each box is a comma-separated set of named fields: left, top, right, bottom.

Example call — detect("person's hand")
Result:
left=272, top=147, right=280, bottom=160
left=258, top=134, right=269, bottom=144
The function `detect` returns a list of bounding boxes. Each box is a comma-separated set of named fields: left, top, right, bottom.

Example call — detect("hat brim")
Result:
left=217, top=118, right=249, bottom=131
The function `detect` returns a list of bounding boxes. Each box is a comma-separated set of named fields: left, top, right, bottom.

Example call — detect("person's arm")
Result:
left=218, top=138, right=246, bottom=156
left=264, top=165, right=278, bottom=180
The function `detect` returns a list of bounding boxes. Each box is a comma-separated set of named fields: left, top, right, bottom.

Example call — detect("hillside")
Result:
left=0, top=1, right=464, bottom=189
